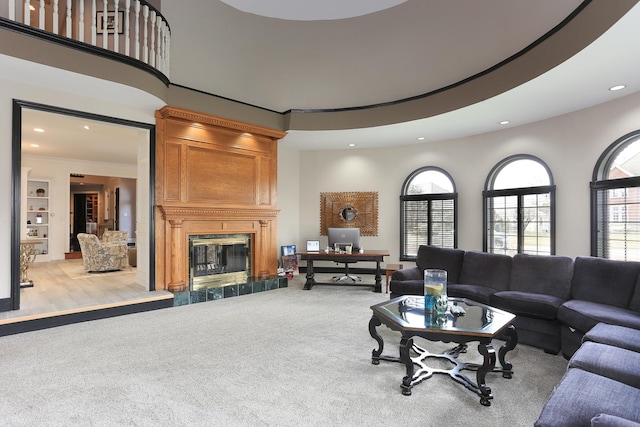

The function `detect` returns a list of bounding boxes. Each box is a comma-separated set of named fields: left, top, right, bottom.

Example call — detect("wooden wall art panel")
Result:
left=186, top=147, right=256, bottom=203
left=320, top=191, right=378, bottom=236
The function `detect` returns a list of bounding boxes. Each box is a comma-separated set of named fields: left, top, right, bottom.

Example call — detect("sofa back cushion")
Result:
left=459, top=251, right=511, bottom=291
left=571, top=256, right=640, bottom=308
left=415, top=245, right=465, bottom=284
left=509, top=253, right=573, bottom=300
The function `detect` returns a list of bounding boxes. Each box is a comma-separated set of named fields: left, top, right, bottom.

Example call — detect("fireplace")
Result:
left=154, top=106, right=287, bottom=292
left=189, top=234, right=251, bottom=290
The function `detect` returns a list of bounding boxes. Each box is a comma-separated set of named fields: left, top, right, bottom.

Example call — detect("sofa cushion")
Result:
left=491, top=291, right=563, bottom=319
left=415, top=245, right=465, bottom=284
left=458, top=251, right=511, bottom=292
left=558, top=299, right=640, bottom=334
left=571, top=257, right=640, bottom=308
left=591, top=414, right=640, bottom=427
left=509, top=253, right=573, bottom=300
left=534, top=368, right=640, bottom=427
left=569, top=341, right=640, bottom=389
left=447, top=284, right=496, bottom=305
left=629, top=275, right=640, bottom=312
left=584, top=323, right=640, bottom=353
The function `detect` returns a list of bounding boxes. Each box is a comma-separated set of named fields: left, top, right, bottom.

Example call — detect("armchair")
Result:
left=77, top=233, right=128, bottom=272
left=102, top=230, right=128, bottom=244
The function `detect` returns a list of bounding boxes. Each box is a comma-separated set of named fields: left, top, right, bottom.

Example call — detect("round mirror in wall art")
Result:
left=340, top=206, right=358, bottom=222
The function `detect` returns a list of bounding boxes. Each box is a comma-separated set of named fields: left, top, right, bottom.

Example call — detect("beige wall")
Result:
left=287, top=91, right=640, bottom=269
left=3, top=44, right=640, bottom=301
left=0, top=56, right=163, bottom=299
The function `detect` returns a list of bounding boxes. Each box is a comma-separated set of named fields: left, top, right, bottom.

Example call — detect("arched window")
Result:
left=400, top=167, right=457, bottom=260
left=484, top=155, right=555, bottom=255
left=591, top=131, right=640, bottom=261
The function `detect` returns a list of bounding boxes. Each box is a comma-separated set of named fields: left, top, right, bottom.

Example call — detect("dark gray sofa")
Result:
left=491, top=253, right=573, bottom=355
left=557, top=256, right=640, bottom=357
left=535, top=323, right=640, bottom=426
left=389, top=245, right=640, bottom=357
left=390, top=246, right=640, bottom=425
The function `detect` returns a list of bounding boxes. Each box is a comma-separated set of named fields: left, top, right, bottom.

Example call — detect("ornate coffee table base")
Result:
left=370, top=315, right=517, bottom=406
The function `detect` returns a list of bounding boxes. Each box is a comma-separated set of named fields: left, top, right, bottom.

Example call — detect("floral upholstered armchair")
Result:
left=77, top=233, right=128, bottom=272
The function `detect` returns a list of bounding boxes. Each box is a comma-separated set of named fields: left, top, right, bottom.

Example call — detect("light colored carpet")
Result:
left=0, top=274, right=568, bottom=426
left=58, top=259, right=136, bottom=279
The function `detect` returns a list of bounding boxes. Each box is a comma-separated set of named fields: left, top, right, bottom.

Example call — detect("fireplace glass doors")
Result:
left=189, top=234, right=251, bottom=290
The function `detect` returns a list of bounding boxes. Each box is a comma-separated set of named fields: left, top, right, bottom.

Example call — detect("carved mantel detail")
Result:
left=160, top=207, right=279, bottom=221
left=155, top=106, right=286, bottom=292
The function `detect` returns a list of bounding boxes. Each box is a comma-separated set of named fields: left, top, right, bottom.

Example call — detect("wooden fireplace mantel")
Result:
left=155, top=106, right=286, bottom=292
left=159, top=206, right=279, bottom=220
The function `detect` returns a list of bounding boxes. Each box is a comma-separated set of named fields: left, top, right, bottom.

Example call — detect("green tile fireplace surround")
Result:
left=173, top=276, right=288, bottom=306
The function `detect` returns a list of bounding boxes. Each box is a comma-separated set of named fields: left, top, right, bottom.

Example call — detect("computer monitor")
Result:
left=328, top=227, right=361, bottom=251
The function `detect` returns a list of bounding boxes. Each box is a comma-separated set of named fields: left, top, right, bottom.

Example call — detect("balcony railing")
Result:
left=1, top=0, right=170, bottom=80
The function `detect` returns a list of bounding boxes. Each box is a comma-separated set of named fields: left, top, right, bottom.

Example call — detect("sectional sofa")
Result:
left=389, top=245, right=640, bottom=357
left=535, top=323, right=640, bottom=426
left=389, top=245, right=640, bottom=425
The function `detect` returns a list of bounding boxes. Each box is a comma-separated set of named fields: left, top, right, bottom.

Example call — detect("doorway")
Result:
left=71, top=193, right=97, bottom=252
left=13, top=100, right=156, bottom=311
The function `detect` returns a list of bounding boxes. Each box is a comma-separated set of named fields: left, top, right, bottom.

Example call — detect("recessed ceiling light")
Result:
left=348, top=143, right=356, bottom=147
left=499, top=120, right=510, bottom=125
left=34, top=128, right=44, bottom=132
left=84, top=125, right=90, bottom=130
left=30, top=144, right=39, bottom=148
left=417, top=137, right=425, bottom=141
left=609, top=84, right=626, bottom=91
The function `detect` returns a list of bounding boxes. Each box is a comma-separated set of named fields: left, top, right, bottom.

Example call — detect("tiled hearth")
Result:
left=173, top=276, right=288, bottom=306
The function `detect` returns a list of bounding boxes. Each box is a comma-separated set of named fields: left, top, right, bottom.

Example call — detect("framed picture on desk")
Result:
left=281, top=245, right=296, bottom=256
left=306, top=240, right=320, bottom=252
left=281, top=245, right=298, bottom=277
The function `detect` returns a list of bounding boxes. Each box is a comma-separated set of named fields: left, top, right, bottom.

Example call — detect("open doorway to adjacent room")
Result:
left=67, top=175, right=136, bottom=258
left=12, top=100, right=157, bottom=316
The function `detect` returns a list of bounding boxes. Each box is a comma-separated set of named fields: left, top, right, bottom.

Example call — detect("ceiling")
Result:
left=22, top=110, right=148, bottom=165
left=166, top=0, right=587, bottom=112
left=17, top=0, right=640, bottom=156
left=217, top=0, right=409, bottom=21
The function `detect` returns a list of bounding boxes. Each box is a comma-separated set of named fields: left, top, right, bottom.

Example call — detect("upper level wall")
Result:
left=0, top=27, right=286, bottom=131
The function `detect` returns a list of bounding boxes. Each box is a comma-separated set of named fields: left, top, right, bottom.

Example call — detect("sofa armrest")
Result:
left=391, top=267, right=422, bottom=281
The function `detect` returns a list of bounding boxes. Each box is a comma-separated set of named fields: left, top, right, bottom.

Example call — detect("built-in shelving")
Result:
left=25, top=179, right=50, bottom=261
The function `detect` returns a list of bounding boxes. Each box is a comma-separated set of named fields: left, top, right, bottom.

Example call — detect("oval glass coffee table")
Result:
left=369, top=296, right=517, bottom=406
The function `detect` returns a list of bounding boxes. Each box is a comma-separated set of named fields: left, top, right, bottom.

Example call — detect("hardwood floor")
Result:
left=0, top=259, right=172, bottom=323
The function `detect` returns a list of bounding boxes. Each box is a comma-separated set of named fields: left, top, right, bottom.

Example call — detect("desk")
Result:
left=297, top=250, right=389, bottom=293
left=20, top=239, right=42, bottom=288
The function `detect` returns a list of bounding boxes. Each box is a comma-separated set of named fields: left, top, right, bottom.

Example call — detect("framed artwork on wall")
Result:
left=97, top=11, right=124, bottom=34
left=320, top=191, right=378, bottom=236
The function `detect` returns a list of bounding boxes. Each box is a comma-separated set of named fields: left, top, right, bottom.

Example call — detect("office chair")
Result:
left=332, top=260, right=361, bottom=282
